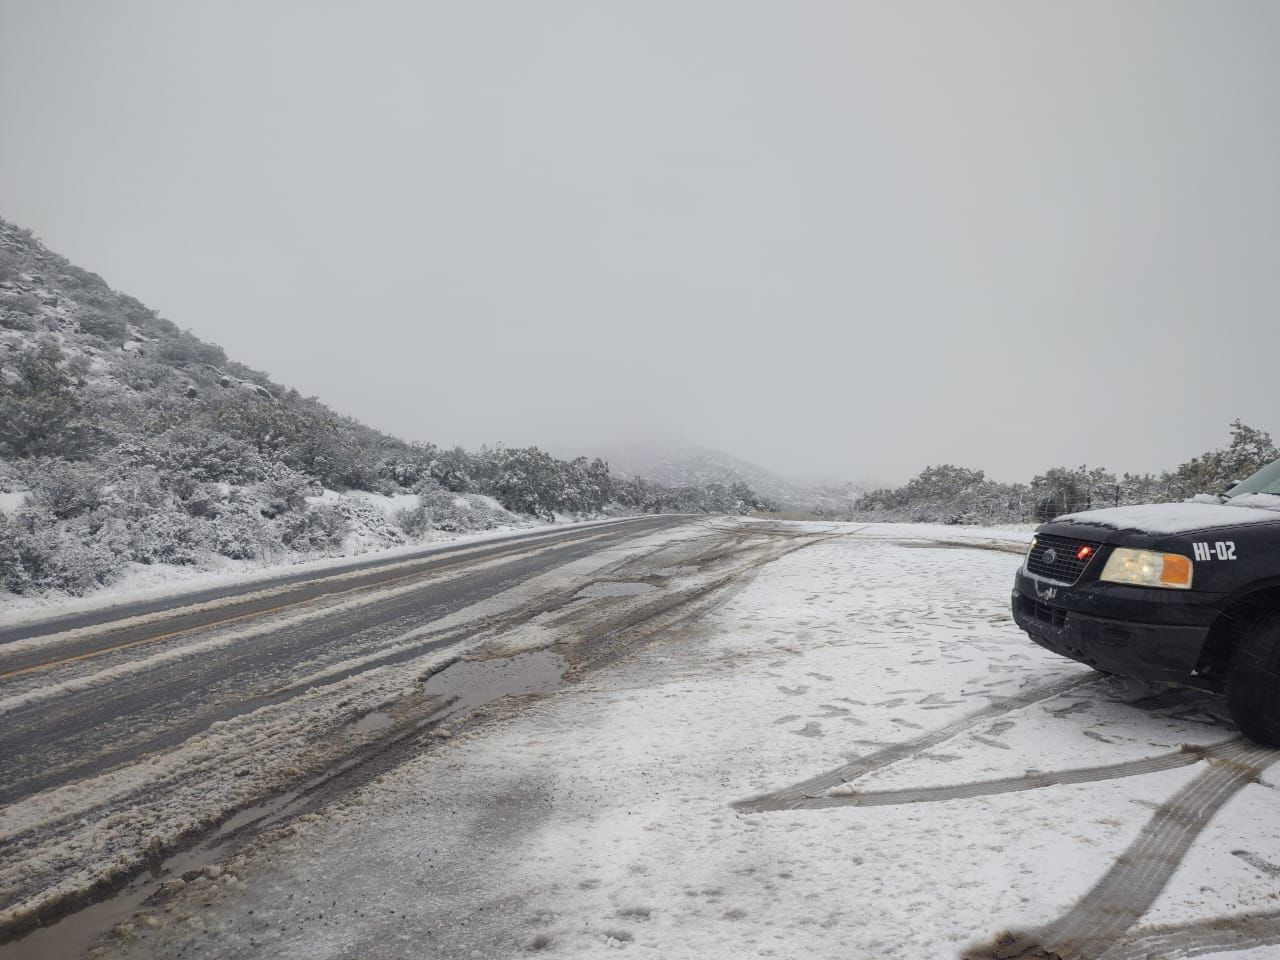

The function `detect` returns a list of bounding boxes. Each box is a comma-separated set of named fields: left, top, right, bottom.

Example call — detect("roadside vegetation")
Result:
left=850, top=419, right=1278, bottom=524
left=0, top=219, right=770, bottom=596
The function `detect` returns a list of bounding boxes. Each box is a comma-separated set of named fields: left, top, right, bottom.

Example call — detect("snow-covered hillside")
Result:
left=0, top=219, right=768, bottom=602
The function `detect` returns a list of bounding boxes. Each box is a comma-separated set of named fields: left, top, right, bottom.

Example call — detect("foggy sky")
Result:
left=2, top=1, right=1278, bottom=486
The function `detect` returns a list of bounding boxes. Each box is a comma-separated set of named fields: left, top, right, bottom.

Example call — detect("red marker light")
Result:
left=1077, top=545, right=1094, bottom=561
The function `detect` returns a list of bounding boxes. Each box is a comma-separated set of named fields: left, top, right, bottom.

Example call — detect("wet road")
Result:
left=0, top=516, right=685, bottom=807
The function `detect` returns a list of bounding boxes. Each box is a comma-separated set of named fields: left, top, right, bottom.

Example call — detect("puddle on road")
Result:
left=575, top=581, right=658, bottom=599
left=0, top=650, right=567, bottom=960
left=351, top=710, right=394, bottom=735
left=422, top=649, right=566, bottom=718
left=0, top=839, right=230, bottom=960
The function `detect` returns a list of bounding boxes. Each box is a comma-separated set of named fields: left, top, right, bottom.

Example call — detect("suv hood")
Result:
left=1057, top=499, right=1280, bottom=536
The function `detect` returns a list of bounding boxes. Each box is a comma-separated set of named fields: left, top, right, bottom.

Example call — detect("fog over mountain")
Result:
left=589, top=444, right=822, bottom=511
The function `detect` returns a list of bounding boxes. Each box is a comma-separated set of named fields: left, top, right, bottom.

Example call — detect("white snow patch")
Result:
left=345, top=490, right=421, bottom=516
left=1059, top=501, right=1280, bottom=534
left=0, top=490, right=29, bottom=515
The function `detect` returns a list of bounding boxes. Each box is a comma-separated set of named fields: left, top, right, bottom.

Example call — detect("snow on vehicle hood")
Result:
left=1058, top=498, right=1280, bottom=535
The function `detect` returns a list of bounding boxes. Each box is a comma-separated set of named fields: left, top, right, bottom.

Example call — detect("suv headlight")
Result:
left=1099, top=548, right=1193, bottom=589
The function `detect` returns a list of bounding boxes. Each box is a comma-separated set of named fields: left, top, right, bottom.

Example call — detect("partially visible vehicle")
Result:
left=1012, top=458, right=1280, bottom=744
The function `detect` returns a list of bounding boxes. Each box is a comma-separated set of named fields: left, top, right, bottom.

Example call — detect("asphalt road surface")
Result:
left=1, top=514, right=824, bottom=956
left=0, top=516, right=685, bottom=808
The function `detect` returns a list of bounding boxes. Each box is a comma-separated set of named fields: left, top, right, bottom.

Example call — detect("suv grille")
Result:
left=1025, top=534, right=1101, bottom=585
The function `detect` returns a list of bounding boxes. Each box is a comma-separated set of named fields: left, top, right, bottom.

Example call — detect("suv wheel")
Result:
left=1226, top=609, right=1280, bottom=746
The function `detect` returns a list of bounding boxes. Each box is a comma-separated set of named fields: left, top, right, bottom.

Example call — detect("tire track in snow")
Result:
left=965, top=740, right=1279, bottom=959
left=1097, top=909, right=1280, bottom=960
left=733, top=672, right=1098, bottom=813
left=802, top=741, right=1237, bottom=809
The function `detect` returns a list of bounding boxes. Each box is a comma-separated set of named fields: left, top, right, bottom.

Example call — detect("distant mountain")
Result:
left=600, top=445, right=816, bottom=510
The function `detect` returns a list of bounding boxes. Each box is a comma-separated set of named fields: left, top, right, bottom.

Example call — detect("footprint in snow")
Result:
left=970, top=734, right=1012, bottom=750
left=793, top=722, right=824, bottom=738
left=1046, top=700, right=1095, bottom=718
left=917, top=693, right=961, bottom=706
left=1232, top=851, right=1280, bottom=878
left=777, top=685, right=810, bottom=696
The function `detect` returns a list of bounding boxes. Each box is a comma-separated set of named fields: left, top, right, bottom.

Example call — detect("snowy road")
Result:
left=0, top=516, right=685, bottom=807
left=2, top=514, right=817, bottom=956
left=76, top=522, right=1280, bottom=960
left=8, top=521, right=1280, bottom=960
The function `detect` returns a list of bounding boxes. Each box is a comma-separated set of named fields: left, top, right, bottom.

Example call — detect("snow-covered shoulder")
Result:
left=1058, top=498, right=1280, bottom=535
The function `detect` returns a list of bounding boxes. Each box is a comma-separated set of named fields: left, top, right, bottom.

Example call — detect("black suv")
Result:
left=1012, top=458, right=1280, bottom=745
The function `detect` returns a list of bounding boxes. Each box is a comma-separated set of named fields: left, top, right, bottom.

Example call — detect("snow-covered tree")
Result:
left=1164, top=420, right=1279, bottom=496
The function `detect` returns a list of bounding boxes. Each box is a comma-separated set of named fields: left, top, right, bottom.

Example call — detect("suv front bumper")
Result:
left=1011, top=570, right=1222, bottom=686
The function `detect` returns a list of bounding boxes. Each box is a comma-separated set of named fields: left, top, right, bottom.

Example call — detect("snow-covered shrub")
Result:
left=98, top=466, right=169, bottom=520
left=8, top=292, right=41, bottom=316
left=0, top=247, right=18, bottom=284
left=209, top=502, right=274, bottom=560
left=179, top=482, right=221, bottom=519
left=0, top=512, right=44, bottom=593
left=333, top=496, right=405, bottom=548
left=0, top=297, right=40, bottom=330
left=77, top=305, right=129, bottom=343
left=280, top=504, right=349, bottom=553
left=0, top=340, right=100, bottom=459
left=395, top=482, right=515, bottom=537
left=158, top=427, right=263, bottom=484
left=114, top=353, right=179, bottom=393
left=125, top=510, right=205, bottom=565
left=26, top=459, right=103, bottom=519
left=428, top=447, right=475, bottom=493
left=154, top=330, right=228, bottom=367
left=380, top=455, right=427, bottom=489
left=47, top=535, right=118, bottom=594
left=0, top=511, right=118, bottom=595
left=458, top=494, right=511, bottom=530
left=256, top=462, right=315, bottom=519
left=397, top=482, right=451, bottom=535
left=394, top=501, right=432, bottom=538
left=853, top=465, right=1028, bottom=524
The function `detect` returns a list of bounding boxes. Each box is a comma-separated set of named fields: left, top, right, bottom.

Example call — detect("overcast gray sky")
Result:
left=2, top=1, right=1277, bottom=485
